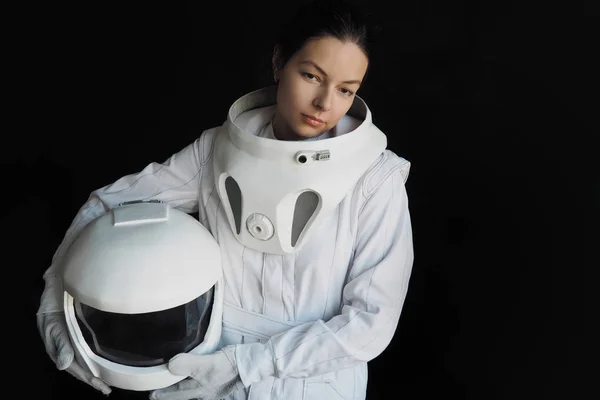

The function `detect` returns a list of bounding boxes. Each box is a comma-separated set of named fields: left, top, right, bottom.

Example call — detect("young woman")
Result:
left=38, top=1, right=415, bottom=399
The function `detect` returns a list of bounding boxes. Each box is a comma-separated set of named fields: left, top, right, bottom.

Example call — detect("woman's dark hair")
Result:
left=273, top=0, right=380, bottom=73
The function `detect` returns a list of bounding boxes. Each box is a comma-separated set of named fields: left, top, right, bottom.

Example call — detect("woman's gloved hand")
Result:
left=37, top=272, right=111, bottom=395
left=149, top=345, right=244, bottom=400
left=37, top=311, right=112, bottom=395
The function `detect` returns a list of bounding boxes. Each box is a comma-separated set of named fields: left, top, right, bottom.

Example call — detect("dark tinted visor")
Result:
left=74, top=288, right=213, bottom=367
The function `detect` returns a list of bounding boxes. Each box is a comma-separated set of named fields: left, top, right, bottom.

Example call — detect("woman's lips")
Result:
left=302, top=114, right=325, bottom=127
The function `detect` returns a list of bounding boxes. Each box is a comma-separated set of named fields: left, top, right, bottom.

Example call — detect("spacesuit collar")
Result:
left=213, top=85, right=387, bottom=254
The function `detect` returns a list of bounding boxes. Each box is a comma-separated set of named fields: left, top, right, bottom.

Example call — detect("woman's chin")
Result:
left=290, top=124, right=327, bottom=140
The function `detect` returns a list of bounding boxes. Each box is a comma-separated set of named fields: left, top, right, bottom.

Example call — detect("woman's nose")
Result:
left=313, top=88, right=332, bottom=111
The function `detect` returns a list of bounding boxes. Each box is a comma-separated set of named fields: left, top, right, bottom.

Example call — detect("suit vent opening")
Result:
left=224, top=176, right=242, bottom=234
left=291, top=191, right=319, bottom=247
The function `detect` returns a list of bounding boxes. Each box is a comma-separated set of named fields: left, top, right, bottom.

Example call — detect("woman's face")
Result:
left=272, top=36, right=369, bottom=141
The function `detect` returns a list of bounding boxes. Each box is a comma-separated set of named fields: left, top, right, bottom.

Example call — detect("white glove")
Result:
left=149, top=345, right=244, bottom=400
left=38, top=312, right=112, bottom=395
left=38, top=270, right=112, bottom=396
left=37, top=312, right=111, bottom=395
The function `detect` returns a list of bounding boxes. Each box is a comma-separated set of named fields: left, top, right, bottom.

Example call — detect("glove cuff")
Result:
left=235, top=342, right=276, bottom=387
left=37, top=270, right=64, bottom=316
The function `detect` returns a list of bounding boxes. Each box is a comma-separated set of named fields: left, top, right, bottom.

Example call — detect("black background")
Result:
left=4, top=1, right=596, bottom=399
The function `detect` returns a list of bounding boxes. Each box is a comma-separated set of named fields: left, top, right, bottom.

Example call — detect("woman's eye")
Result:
left=340, top=88, right=354, bottom=96
left=302, top=72, right=318, bottom=81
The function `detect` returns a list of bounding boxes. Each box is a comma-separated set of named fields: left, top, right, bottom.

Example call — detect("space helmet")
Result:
left=60, top=200, right=223, bottom=391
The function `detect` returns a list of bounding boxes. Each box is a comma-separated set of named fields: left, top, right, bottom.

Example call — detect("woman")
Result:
left=37, top=1, right=414, bottom=399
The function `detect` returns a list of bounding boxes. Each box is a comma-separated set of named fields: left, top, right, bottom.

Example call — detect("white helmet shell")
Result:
left=62, top=201, right=223, bottom=391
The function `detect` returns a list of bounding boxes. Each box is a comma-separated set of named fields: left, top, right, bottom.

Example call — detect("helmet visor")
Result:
left=74, top=288, right=213, bottom=367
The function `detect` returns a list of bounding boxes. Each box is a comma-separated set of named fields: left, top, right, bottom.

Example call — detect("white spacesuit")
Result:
left=38, top=85, right=414, bottom=399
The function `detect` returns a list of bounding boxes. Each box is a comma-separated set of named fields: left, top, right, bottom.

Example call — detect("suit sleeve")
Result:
left=37, top=134, right=209, bottom=316
left=236, top=157, right=415, bottom=383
